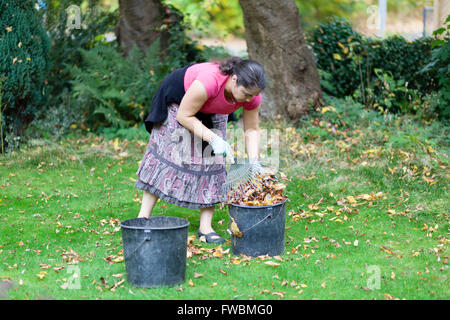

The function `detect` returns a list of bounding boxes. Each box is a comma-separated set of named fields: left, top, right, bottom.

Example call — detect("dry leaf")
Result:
left=264, top=261, right=280, bottom=267
left=229, top=217, right=243, bottom=237
left=188, top=279, right=195, bottom=287
left=194, top=272, right=203, bottom=278
left=272, top=291, right=285, bottom=298
left=219, top=268, right=228, bottom=276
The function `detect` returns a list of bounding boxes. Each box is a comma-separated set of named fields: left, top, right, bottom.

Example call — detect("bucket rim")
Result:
left=228, top=199, right=287, bottom=209
left=120, top=216, right=189, bottom=230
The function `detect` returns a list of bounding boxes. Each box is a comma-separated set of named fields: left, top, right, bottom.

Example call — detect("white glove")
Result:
left=209, top=135, right=235, bottom=164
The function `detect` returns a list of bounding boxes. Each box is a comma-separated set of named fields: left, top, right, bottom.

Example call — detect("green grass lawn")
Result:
left=0, top=103, right=448, bottom=300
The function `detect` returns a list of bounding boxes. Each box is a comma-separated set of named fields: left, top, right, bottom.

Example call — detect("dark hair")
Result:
left=218, top=57, right=266, bottom=91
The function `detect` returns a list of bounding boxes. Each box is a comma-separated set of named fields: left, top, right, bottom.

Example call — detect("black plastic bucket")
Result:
left=228, top=200, right=286, bottom=257
left=120, top=217, right=189, bottom=288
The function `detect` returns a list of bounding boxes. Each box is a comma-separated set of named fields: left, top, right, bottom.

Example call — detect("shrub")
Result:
left=42, top=0, right=119, bottom=118
left=419, top=15, right=450, bottom=120
left=0, top=0, right=51, bottom=144
left=308, top=18, right=436, bottom=114
left=32, top=2, right=211, bottom=137
left=68, top=43, right=163, bottom=131
left=308, top=18, right=365, bottom=97
left=364, top=35, right=436, bottom=94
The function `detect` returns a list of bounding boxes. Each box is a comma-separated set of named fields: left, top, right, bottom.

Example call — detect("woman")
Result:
left=135, top=57, right=266, bottom=243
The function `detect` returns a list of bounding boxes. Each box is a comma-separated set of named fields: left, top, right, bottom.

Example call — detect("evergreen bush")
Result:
left=0, top=0, right=50, bottom=144
left=308, top=18, right=436, bottom=114
left=420, top=15, right=450, bottom=120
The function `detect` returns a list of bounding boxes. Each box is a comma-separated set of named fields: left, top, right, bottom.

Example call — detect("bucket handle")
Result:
left=229, top=208, right=273, bottom=236
left=124, top=230, right=151, bottom=260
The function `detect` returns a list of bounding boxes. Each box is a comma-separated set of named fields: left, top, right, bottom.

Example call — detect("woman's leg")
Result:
left=199, top=205, right=222, bottom=240
left=137, top=190, right=159, bottom=218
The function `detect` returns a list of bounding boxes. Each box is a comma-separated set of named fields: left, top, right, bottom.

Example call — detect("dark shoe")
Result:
left=197, top=231, right=225, bottom=244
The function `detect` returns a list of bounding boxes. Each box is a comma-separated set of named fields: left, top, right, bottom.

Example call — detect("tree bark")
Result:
left=239, top=0, right=323, bottom=119
left=115, top=0, right=165, bottom=57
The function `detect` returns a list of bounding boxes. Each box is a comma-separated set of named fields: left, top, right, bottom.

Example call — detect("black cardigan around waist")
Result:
left=144, top=64, right=215, bottom=134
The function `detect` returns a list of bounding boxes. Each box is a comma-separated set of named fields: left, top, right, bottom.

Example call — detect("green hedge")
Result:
left=0, top=0, right=50, bottom=140
left=308, top=18, right=438, bottom=114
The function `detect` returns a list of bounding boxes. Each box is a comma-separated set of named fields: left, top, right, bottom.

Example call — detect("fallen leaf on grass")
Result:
left=219, top=268, right=228, bottom=276
left=53, top=266, right=65, bottom=273
left=380, top=245, right=402, bottom=258
left=264, top=261, right=280, bottom=267
left=187, top=235, right=196, bottom=244
left=194, top=272, right=203, bottom=278
left=111, top=279, right=125, bottom=292
left=104, top=254, right=124, bottom=264
left=272, top=291, right=285, bottom=298
left=380, top=246, right=393, bottom=254
left=188, top=279, right=195, bottom=287
left=273, top=255, right=283, bottom=262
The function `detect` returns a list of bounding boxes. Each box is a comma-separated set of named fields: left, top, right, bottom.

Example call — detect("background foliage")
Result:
left=308, top=17, right=448, bottom=118
left=0, top=0, right=51, bottom=150
left=0, top=0, right=447, bottom=150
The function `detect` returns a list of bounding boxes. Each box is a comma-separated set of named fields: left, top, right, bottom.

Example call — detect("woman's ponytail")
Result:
left=219, top=57, right=244, bottom=75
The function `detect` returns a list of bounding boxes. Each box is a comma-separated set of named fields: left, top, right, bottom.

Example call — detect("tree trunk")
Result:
left=239, top=0, right=323, bottom=119
left=115, top=0, right=166, bottom=57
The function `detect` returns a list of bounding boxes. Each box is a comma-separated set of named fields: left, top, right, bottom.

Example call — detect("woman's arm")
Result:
left=176, top=80, right=216, bottom=143
left=242, top=106, right=260, bottom=160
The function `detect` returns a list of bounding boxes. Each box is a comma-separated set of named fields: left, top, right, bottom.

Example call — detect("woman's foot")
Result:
left=197, top=230, right=225, bottom=243
left=198, top=206, right=224, bottom=243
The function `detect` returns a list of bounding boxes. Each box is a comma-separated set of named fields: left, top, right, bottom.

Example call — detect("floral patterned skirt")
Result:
left=135, top=103, right=228, bottom=209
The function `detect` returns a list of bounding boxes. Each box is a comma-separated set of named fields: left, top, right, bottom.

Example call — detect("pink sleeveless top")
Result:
left=184, top=62, right=261, bottom=114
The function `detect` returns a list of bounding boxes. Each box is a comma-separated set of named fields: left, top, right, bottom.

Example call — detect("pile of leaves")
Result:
left=227, top=168, right=289, bottom=206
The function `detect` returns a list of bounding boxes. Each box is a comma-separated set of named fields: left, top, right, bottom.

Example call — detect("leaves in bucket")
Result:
left=228, top=168, right=289, bottom=206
